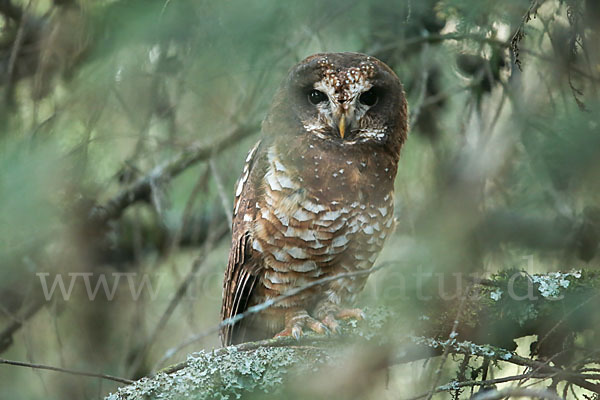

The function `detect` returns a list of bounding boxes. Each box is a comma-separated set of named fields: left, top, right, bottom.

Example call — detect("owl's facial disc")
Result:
left=308, top=80, right=377, bottom=142
left=301, top=59, right=388, bottom=144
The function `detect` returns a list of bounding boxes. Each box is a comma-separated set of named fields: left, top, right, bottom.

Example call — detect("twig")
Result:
left=404, top=373, right=551, bottom=400
left=0, top=357, right=133, bottom=385
left=89, top=122, right=259, bottom=225
left=166, top=165, right=211, bottom=256
left=411, top=337, right=600, bottom=394
left=127, top=222, right=228, bottom=377
left=472, top=387, right=563, bottom=400
left=408, top=46, right=430, bottom=130
left=155, top=261, right=396, bottom=365
left=0, top=298, right=45, bottom=354
left=533, top=291, right=600, bottom=358
left=158, top=333, right=337, bottom=375
left=209, top=158, right=233, bottom=228
left=510, top=0, right=545, bottom=71
left=424, top=283, right=473, bottom=400
left=4, top=0, right=31, bottom=104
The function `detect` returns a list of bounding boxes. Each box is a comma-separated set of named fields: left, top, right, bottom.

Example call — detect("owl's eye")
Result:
left=359, top=89, right=378, bottom=106
left=308, top=90, right=328, bottom=105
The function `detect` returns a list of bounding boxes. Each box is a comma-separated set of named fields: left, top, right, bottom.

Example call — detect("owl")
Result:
left=220, top=52, right=408, bottom=345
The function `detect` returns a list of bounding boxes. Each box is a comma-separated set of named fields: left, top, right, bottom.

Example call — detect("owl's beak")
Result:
left=333, top=101, right=354, bottom=139
left=338, top=114, right=346, bottom=139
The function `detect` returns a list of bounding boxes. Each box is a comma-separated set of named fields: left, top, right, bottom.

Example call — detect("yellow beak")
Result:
left=338, top=114, right=346, bottom=139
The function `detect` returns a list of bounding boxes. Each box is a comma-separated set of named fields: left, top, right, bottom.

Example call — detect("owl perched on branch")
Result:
left=220, top=52, right=408, bottom=345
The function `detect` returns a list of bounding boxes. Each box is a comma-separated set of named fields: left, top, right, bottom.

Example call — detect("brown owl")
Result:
left=220, top=52, right=408, bottom=345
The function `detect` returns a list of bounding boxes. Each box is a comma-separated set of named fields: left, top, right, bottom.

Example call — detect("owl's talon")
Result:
left=336, top=308, right=365, bottom=321
left=322, top=314, right=341, bottom=334
left=274, top=311, right=328, bottom=340
left=292, top=326, right=302, bottom=340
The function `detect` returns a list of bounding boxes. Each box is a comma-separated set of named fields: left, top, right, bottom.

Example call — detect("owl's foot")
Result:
left=274, top=309, right=328, bottom=340
left=321, top=308, right=365, bottom=334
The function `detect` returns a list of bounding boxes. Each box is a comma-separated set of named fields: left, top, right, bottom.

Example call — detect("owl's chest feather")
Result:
left=250, top=146, right=395, bottom=283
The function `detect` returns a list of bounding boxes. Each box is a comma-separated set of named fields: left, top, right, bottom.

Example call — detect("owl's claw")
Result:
left=336, top=308, right=366, bottom=321
left=274, top=310, right=328, bottom=340
left=321, top=307, right=365, bottom=334
left=322, top=314, right=341, bottom=334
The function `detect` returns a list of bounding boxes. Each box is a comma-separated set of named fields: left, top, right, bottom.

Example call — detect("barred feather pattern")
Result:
left=222, top=138, right=396, bottom=341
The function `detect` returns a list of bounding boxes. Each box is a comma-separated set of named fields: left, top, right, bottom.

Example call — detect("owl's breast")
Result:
left=249, top=144, right=395, bottom=307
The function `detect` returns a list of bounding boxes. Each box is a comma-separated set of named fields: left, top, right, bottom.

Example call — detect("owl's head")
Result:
left=264, top=52, right=408, bottom=157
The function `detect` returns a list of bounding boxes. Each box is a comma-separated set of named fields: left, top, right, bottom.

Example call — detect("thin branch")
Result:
left=472, top=387, right=563, bottom=400
left=89, top=122, right=259, bottom=225
left=209, top=158, right=233, bottom=228
left=156, top=261, right=396, bottom=365
left=0, top=358, right=133, bottom=385
left=411, top=337, right=600, bottom=394
left=424, top=283, right=473, bottom=400
left=4, top=0, right=31, bottom=105
left=405, top=373, right=552, bottom=400
left=0, top=298, right=45, bottom=354
left=127, top=221, right=227, bottom=376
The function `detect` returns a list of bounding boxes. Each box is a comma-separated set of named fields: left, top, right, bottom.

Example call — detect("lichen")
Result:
left=531, top=270, right=582, bottom=298
left=106, top=307, right=393, bottom=400
left=490, top=288, right=503, bottom=301
left=410, top=336, right=514, bottom=361
left=106, top=347, right=329, bottom=400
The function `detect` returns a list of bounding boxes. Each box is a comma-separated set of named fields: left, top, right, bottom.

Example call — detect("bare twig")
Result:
left=209, top=158, right=233, bottom=228
left=510, top=0, right=545, bottom=71
left=0, top=298, right=45, bottom=354
left=424, top=283, right=473, bottom=400
left=89, top=122, right=259, bottom=225
left=0, top=357, right=133, bottom=385
left=405, top=373, right=553, bottom=400
left=472, top=387, right=563, bottom=400
left=127, top=221, right=228, bottom=376
left=155, top=261, right=396, bottom=365
left=412, top=337, right=600, bottom=394
left=4, top=0, right=31, bottom=104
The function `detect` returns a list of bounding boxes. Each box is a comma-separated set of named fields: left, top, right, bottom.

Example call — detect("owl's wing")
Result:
left=220, top=140, right=264, bottom=346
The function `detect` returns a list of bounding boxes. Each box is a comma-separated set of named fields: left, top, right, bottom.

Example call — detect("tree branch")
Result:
left=88, top=122, right=259, bottom=225
left=0, top=357, right=133, bottom=385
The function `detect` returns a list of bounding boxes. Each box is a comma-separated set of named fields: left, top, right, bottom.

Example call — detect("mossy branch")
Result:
left=106, top=269, right=600, bottom=399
